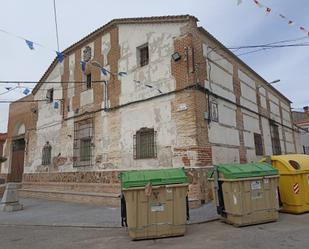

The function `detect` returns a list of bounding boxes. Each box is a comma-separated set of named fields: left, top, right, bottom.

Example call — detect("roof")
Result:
left=197, top=27, right=292, bottom=104
left=31, top=14, right=291, bottom=104
left=32, top=15, right=197, bottom=94
left=295, top=117, right=309, bottom=125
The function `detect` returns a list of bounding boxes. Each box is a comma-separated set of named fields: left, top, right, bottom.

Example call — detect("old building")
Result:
left=0, top=95, right=37, bottom=183
left=0, top=133, right=6, bottom=158
left=294, top=107, right=309, bottom=154
left=1, top=15, right=302, bottom=206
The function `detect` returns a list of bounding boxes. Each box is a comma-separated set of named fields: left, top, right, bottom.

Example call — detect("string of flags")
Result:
left=237, top=0, right=309, bottom=37
left=0, top=28, right=64, bottom=63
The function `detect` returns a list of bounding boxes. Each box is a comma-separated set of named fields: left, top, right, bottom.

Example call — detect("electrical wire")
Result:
left=53, top=0, right=60, bottom=52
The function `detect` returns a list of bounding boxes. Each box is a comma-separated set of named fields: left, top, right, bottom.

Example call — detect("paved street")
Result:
left=0, top=213, right=308, bottom=249
left=0, top=198, right=218, bottom=227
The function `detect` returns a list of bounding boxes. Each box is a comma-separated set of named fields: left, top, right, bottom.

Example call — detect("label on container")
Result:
left=151, top=204, right=164, bottom=212
left=263, top=178, right=269, bottom=184
left=251, top=180, right=262, bottom=190
left=251, top=191, right=263, bottom=200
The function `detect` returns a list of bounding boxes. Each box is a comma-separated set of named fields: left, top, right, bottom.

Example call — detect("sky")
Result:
left=0, top=0, right=309, bottom=132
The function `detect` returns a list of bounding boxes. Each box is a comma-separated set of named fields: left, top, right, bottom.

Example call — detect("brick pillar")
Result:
left=233, top=65, right=247, bottom=163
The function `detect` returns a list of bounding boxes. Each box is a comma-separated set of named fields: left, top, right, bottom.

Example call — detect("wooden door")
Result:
left=10, top=138, right=25, bottom=182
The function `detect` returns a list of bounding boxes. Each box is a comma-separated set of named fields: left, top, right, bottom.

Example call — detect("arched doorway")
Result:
left=10, top=123, right=26, bottom=182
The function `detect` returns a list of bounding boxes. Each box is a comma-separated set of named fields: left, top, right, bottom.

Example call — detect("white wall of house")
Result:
left=118, top=23, right=183, bottom=105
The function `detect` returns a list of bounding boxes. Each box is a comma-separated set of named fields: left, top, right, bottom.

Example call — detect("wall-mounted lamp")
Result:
left=171, top=52, right=181, bottom=62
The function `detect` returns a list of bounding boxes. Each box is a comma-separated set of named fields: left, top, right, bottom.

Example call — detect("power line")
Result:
left=53, top=0, right=60, bottom=52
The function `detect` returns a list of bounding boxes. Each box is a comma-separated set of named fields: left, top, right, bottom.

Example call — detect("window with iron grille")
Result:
left=254, top=133, right=263, bottom=156
left=270, top=121, right=281, bottom=155
left=303, top=146, right=309, bottom=155
left=73, top=119, right=93, bottom=167
left=138, top=44, right=149, bottom=67
left=133, top=128, right=157, bottom=159
left=46, top=88, right=54, bottom=103
left=42, top=141, right=52, bottom=165
left=86, top=73, right=92, bottom=89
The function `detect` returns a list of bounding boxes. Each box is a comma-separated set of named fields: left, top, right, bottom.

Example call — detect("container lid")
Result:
left=271, top=154, right=309, bottom=171
left=120, top=168, right=188, bottom=189
left=208, top=163, right=278, bottom=179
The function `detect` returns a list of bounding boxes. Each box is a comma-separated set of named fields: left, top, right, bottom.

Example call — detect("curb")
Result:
left=0, top=217, right=220, bottom=229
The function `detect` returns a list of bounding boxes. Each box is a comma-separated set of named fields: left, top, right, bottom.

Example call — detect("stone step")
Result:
left=19, top=188, right=120, bottom=207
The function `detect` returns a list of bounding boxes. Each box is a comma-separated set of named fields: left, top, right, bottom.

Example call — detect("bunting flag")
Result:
left=25, top=40, right=34, bottom=50
left=253, top=0, right=263, bottom=8
left=80, top=61, right=86, bottom=73
left=100, top=67, right=108, bottom=76
left=23, top=88, right=30, bottom=95
left=56, top=51, right=64, bottom=63
left=5, top=87, right=12, bottom=91
left=265, top=7, right=271, bottom=14
left=236, top=0, right=309, bottom=37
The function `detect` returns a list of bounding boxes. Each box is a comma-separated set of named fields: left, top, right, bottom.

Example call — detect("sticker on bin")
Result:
left=151, top=204, right=164, bottom=212
left=251, top=180, right=262, bottom=190
left=263, top=178, right=269, bottom=184
left=293, top=183, right=300, bottom=194
left=251, top=191, right=263, bottom=200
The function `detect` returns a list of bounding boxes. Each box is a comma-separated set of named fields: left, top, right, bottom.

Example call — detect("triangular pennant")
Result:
left=80, top=61, right=86, bottom=73
left=23, top=88, right=30, bottom=95
left=253, top=0, right=263, bottom=8
left=266, top=7, right=271, bottom=14
left=56, top=51, right=64, bottom=63
left=300, top=26, right=306, bottom=32
left=101, top=68, right=108, bottom=76
left=279, top=14, right=286, bottom=19
left=25, top=40, right=34, bottom=50
left=288, top=20, right=294, bottom=25
left=5, top=87, right=12, bottom=91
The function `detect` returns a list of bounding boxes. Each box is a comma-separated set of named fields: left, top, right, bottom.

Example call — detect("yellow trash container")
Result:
left=209, top=163, right=279, bottom=227
left=120, top=168, right=188, bottom=240
left=269, top=154, right=309, bottom=214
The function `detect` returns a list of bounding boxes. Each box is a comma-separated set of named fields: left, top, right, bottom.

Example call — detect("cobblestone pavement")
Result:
left=0, top=213, right=308, bottom=249
left=0, top=198, right=218, bottom=227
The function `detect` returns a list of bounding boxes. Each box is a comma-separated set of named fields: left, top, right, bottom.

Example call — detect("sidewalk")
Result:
left=0, top=198, right=218, bottom=227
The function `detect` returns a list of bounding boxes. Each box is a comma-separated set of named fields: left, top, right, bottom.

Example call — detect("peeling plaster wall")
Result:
left=118, top=23, right=183, bottom=105
left=26, top=63, right=73, bottom=173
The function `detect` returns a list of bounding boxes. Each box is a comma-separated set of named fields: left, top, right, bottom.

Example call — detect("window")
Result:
left=133, top=128, right=157, bottom=159
left=138, top=44, right=149, bottom=67
left=73, top=119, right=93, bottom=167
left=46, top=88, right=54, bottom=103
left=210, top=101, right=219, bottom=122
left=80, top=138, right=91, bottom=162
left=254, top=133, right=263, bottom=156
left=270, top=121, right=281, bottom=155
left=86, top=73, right=92, bottom=89
left=42, top=142, right=52, bottom=165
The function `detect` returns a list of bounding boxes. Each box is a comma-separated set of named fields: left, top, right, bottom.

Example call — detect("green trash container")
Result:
left=209, top=163, right=279, bottom=226
left=120, top=168, right=188, bottom=240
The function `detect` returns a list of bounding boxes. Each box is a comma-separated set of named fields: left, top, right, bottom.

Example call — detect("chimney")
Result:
left=304, top=106, right=309, bottom=113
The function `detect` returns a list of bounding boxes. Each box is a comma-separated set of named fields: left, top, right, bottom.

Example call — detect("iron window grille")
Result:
left=270, top=121, right=281, bottom=155
left=133, top=128, right=157, bottom=159
left=86, top=73, right=92, bottom=90
left=254, top=133, right=263, bottom=156
left=73, top=118, right=93, bottom=167
left=42, top=142, right=52, bottom=165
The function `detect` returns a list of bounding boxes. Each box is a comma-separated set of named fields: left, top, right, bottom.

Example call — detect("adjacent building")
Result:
left=294, top=107, right=309, bottom=154
left=1, top=15, right=302, bottom=206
